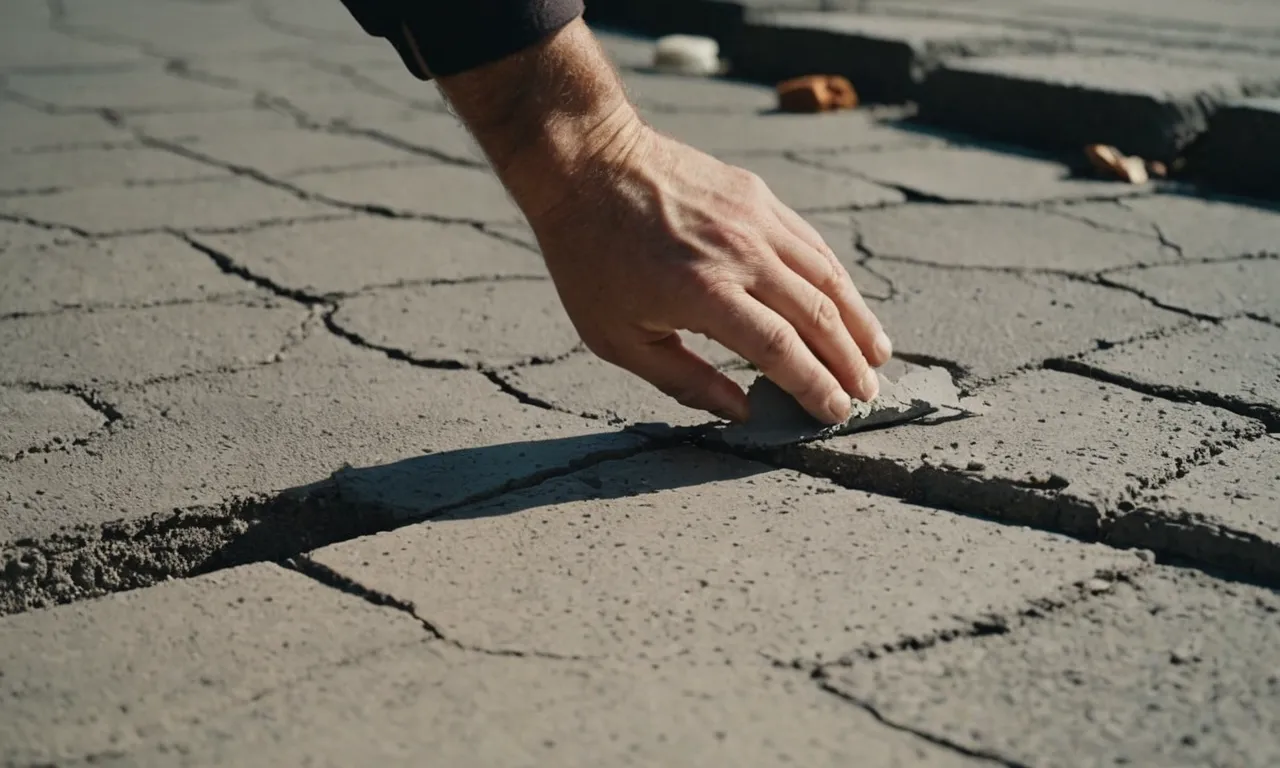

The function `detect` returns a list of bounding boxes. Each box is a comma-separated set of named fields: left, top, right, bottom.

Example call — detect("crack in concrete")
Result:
left=0, top=434, right=663, bottom=616
left=0, top=382, right=125, bottom=463
left=812, top=672, right=1033, bottom=768
left=286, top=555, right=593, bottom=662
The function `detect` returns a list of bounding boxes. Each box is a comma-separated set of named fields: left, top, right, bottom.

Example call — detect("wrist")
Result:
left=436, top=18, right=647, bottom=222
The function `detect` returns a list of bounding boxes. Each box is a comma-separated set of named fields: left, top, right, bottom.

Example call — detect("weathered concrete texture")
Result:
left=0, top=176, right=334, bottom=234
left=56, top=0, right=308, bottom=58
left=100, top=648, right=983, bottom=768
left=623, top=70, right=775, bottom=113
left=1143, top=436, right=1280, bottom=546
left=866, top=260, right=1184, bottom=381
left=0, top=22, right=140, bottom=71
left=0, top=333, right=646, bottom=546
left=314, top=448, right=1147, bottom=664
left=854, top=203, right=1175, bottom=272
left=1190, top=98, right=1280, bottom=199
left=0, top=386, right=106, bottom=460
left=330, top=112, right=487, bottom=165
left=330, top=281, right=578, bottom=367
left=0, top=146, right=226, bottom=196
left=645, top=110, right=929, bottom=155
left=719, top=364, right=960, bottom=449
left=192, top=217, right=545, bottom=297
left=0, top=234, right=250, bottom=315
left=0, top=297, right=307, bottom=387
left=288, top=163, right=523, bottom=223
left=733, top=11, right=1064, bottom=103
left=919, top=55, right=1248, bottom=160
left=733, top=154, right=906, bottom=212
left=1059, top=194, right=1280, bottom=260
left=6, top=67, right=247, bottom=113
left=177, top=127, right=423, bottom=178
left=124, top=106, right=304, bottom=142
left=779, top=369, right=1270, bottom=578
left=0, top=106, right=132, bottom=153
left=0, top=562, right=427, bottom=766
left=0, top=219, right=68, bottom=253
left=809, top=145, right=1146, bottom=203
left=500, top=354, right=757, bottom=426
left=1107, top=257, right=1280, bottom=322
left=826, top=567, right=1280, bottom=768
left=1058, top=318, right=1280, bottom=429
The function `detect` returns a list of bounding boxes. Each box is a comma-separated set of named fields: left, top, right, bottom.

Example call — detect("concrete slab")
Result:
left=0, top=336, right=647, bottom=585
left=809, top=145, right=1147, bottom=203
left=866, top=261, right=1184, bottom=381
left=0, top=562, right=426, bottom=766
left=779, top=369, right=1270, bottom=578
left=1106, top=257, right=1280, bottom=323
left=100, top=645, right=984, bottom=768
left=333, top=112, right=489, bottom=164
left=191, top=217, right=545, bottom=297
left=287, top=164, right=523, bottom=223
left=0, top=234, right=250, bottom=315
left=1143, top=436, right=1280, bottom=546
left=1059, top=194, right=1280, bottom=261
left=827, top=567, right=1280, bottom=768
left=500, top=354, right=757, bottom=426
left=125, top=107, right=305, bottom=141
left=854, top=203, right=1175, bottom=272
left=1057, top=318, right=1280, bottom=430
left=919, top=54, right=1248, bottom=160
left=314, top=448, right=1146, bottom=665
left=6, top=68, right=247, bottom=114
left=1191, top=98, right=1280, bottom=199
left=0, top=220, right=70, bottom=253
left=57, top=0, right=307, bottom=58
left=732, top=154, right=906, bottom=211
left=0, top=297, right=307, bottom=387
left=0, top=146, right=226, bottom=196
left=178, top=127, right=422, bottom=178
left=623, top=70, right=775, bottom=113
left=329, top=281, right=578, bottom=367
left=733, top=11, right=1065, bottom=102
left=0, top=386, right=106, bottom=461
left=0, top=26, right=141, bottom=71
left=645, top=110, right=928, bottom=155
left=317, top=448, right=1147, bottom=665
left=0, top=106, right=132, bottom=153
left=0, top=176, right=335, bottom=234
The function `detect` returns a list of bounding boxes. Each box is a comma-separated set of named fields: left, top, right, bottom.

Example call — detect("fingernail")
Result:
left=859, top=368, right=880, bottom=401
left=874, top=331, right=893, bottom=363
left=826, top=389, right=852, bottom=424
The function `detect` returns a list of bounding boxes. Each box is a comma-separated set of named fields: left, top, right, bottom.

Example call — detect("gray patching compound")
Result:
left=717, top=363, right=962, bottom=449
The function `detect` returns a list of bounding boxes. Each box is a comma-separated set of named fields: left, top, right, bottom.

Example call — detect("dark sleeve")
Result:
left=338, top=0, right=586, bottom=80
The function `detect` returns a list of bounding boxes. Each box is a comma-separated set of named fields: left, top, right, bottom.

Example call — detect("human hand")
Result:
left=525, top=122, right=892, bottom=424
left=436, top=18, right=890, bottom=424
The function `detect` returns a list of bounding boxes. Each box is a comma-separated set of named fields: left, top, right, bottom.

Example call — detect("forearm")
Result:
left=434, top=19, right=648, bottom=221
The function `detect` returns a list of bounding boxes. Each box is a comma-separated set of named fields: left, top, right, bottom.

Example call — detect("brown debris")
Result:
left=1084, top=144, right=1149, bottom=184
left=776, top=75, right=859, bottom=113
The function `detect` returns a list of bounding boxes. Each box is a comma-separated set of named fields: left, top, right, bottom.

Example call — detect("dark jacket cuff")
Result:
left=340, top=0, right=586, bottom=81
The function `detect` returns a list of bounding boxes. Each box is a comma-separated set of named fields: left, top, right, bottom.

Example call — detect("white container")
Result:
left=652, top=34, right=721, bottom=76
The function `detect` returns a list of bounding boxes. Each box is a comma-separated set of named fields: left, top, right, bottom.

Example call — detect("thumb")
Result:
left=616, top=333, right=749, bottom=422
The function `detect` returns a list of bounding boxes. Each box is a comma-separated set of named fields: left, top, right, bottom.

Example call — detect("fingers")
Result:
left=770, top=203, right=893, bottom=367
left=749, top=259, right=878, bottom=404
left=700, top=289, right=853, bottom=425
left=616, top=333, right=749, bottom=422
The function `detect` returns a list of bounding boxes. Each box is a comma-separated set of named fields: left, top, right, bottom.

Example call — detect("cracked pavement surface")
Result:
left=1, top=0, right=1278, bottom=765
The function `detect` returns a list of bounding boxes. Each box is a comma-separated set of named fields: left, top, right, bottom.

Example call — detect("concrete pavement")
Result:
left=2, top=0, right=1278, bottom=765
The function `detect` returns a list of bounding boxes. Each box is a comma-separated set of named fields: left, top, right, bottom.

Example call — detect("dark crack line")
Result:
left=325, top=122, right=484, bottom=168
left=0, top=211, right=93, bottom=239
left=1092, top=272, right=1225, bottom=322
left=482, top=369, right=570, bottom=413
left=812, top=673, right=1033, bottom=768
left=1046, top=356, right=1280, bottom=431
left=307, top=59, right=454, bottom=116
left=0, top=382, right=125, bottom=463
left=286, top=555, right=593, bottom=662
left=0, top=290, right=261, bottom=324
